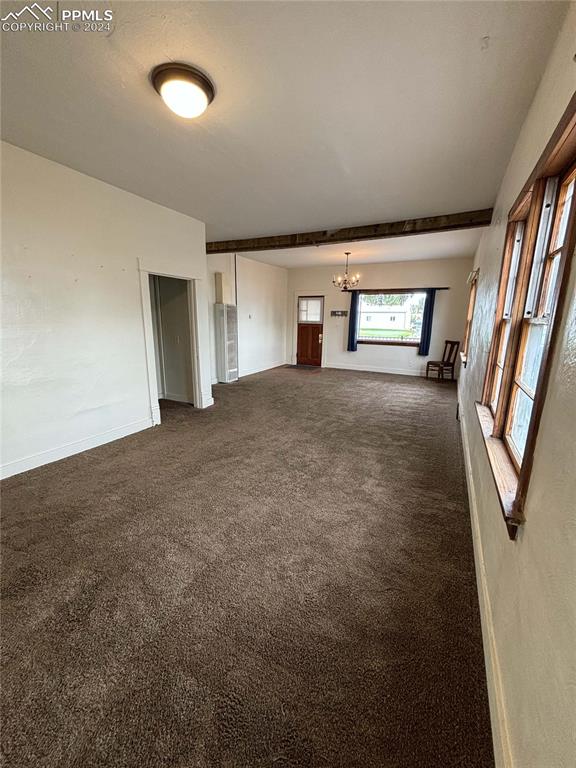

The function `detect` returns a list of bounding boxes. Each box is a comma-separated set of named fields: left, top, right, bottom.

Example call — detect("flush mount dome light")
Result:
left=151, top=63, right=215, bottom=118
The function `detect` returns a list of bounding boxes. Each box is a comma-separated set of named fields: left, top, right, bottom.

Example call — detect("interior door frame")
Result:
left=292, top=293, right=326, bottom=367
left=139, top=269, right=203, bottom=425
left=149, top=275, right=167, bottom=398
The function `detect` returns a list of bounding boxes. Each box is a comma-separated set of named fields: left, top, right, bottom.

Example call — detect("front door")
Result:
left=297, top=296, right=324, bottom=366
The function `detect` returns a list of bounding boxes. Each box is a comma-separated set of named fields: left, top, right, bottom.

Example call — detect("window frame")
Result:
left=460, top=268, right=480, bottom=366
left=356, top=288, right=426, bottom=347
left=477, top=95, right=576, bottom=539
left=297, top=295, right=324, bottom=324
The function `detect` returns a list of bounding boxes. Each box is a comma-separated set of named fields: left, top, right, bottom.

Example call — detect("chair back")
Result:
left=442, top=340, right=460, bottom=365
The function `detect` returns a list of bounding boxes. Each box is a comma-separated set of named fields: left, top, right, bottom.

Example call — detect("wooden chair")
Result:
left=426, top=340, right=460, bottom=381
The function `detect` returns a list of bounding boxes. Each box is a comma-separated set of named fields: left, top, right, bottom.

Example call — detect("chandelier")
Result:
left=332, top=252, right=360, bottom=291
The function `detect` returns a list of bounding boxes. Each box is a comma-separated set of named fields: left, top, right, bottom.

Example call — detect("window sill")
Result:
left=358, top=340, right=420, bottom=347
left=475, top=402, right=523, bottom=540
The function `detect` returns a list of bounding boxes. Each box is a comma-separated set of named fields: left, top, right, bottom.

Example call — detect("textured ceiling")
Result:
left=1, top=1, right=567, bottom=240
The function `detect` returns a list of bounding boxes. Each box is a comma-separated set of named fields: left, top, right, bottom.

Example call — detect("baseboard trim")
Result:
left=324, top=362, right=424, bottom=377
left=1, top=417, right=154, bottom=479
left=239, top=361, right=288, bottom=378
left=459, top=404, right=513, bottom=768
left=197, top=392, right=215, bottom=408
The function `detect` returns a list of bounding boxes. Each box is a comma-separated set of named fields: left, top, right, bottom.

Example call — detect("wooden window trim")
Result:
left=481, top=223, right=518, bottom=404
left=488, top=318, right=511, bottom=415
left=479, top=95, right=576, bottom=538
left=461, top=269, right=479, bottom=366
left=538, top=165, right=576, bottom=316
left=509, top=91, right=576, bottom=218
left=513, top=163, right=576, bottom=518
left=510, top=187, right=533, bottom=222
left=492, top=180, right=545, bottom=438
left=475, top=402, right=523, bottom=539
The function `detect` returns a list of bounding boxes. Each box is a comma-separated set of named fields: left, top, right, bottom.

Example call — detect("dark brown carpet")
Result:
left=1, top=367, right=494, bottom=768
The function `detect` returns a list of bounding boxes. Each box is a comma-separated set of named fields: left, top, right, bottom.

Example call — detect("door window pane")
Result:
left=298, top=297, right=323, bottom=323
left=519, top=322, right=547, bottom=393
left=509, top=387, right=533, bottom=460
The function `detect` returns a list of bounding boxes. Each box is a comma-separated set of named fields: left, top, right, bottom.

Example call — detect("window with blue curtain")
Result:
left=346, top=288, right=437, bottom=353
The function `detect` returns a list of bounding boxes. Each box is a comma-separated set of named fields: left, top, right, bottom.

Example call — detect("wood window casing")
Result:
left=460, top=269, right=479, bottom=367
left=512, top=163, right=576, bottom=519
left=478, top=95, right=576, bottom=540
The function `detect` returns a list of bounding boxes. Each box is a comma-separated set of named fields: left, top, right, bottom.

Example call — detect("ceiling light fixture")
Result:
left=151, top=62, right=215, bottom=119
left=333, top=252, right=360, bottom=291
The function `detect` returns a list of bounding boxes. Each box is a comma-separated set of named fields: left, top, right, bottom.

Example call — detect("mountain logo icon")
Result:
left=1, top=3, right=53, bottom=22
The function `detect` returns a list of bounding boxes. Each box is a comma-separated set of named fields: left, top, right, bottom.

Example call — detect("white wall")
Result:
left=287, top=257, right=472, bottom=376
left=207, top=254, right=288, bottom=380
left=458, top=6, right=576, bottom=768
left=237, top=256, right=288, bottom=377
left=1, top=143, right=212, bottom=478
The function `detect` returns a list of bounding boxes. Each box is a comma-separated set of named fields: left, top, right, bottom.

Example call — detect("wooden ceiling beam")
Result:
left=206, top=208, right=493, bottom=254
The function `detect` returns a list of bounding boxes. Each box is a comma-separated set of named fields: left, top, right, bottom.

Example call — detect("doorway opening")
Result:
left=296, top=295, right=324, bottom=366
left=149, top=275, right=195, bottom=407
